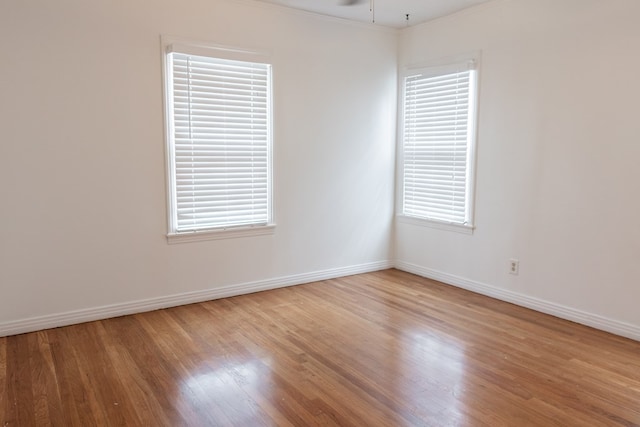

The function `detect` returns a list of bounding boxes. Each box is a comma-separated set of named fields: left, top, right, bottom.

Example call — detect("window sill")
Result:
left=167, top=224, right=276, bottom=244
left=396, top=215, right=474, bottom=235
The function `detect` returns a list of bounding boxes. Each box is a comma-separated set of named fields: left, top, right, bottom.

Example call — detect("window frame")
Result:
left=161, top=36, right=275, bottom=244
left=397, top=56, right=480, bottom=234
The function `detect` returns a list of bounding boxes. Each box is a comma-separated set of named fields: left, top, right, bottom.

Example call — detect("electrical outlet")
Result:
left=509, top=259, right=519, bottom=275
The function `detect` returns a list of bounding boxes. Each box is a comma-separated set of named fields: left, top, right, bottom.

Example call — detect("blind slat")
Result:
left=169, top=51, right=272, bottom=232
left=402, top=68, right=475, bottom=225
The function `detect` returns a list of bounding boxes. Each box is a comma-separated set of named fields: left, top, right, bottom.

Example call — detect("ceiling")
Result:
left=252, top=0, right=492, bottom=28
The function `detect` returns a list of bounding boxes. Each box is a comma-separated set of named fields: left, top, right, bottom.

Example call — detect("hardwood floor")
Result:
left=1, top=269, right=639, bottom=426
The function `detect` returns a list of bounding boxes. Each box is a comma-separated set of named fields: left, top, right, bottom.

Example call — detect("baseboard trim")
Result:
left=5, top=259, right=638, bottom=342
left=0, top=260, right=393, bottom=337
left=395, top=261, right=640, bottom=342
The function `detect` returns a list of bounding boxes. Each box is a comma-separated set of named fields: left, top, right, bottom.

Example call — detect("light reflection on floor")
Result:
left=177, top=291, right=472, bottom=425
left=180, top=358, right=273, bottom=425
left=399, top=329, right=469, bottom=425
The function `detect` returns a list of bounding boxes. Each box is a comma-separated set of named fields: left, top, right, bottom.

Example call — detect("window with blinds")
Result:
left=164, top=44, right=273, bottom=238
left=400, top=61, right=478, bottom=228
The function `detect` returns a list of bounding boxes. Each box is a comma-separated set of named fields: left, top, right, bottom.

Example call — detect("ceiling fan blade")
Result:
left=340, top=0, right=365, bottom=5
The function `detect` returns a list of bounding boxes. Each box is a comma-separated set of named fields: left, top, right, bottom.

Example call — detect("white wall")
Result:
left=397, top=0, right=640, bottom=336
left=3, top=0, right=639, bottom=341
left=0, top=0, right=397, bottom=332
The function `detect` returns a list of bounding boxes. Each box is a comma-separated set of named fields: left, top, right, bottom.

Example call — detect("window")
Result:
left=163, top=40, right=274, bottom=243
left=399, top=59, right=478, bottom=232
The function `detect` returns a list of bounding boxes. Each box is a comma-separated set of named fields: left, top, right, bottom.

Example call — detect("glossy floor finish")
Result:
left=1, top=270, right=640, bottom=426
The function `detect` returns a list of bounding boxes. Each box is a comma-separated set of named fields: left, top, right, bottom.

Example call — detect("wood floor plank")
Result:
left=232, top=301, right=402, bottom=426
left=102, top=314, right=203, bottom=425
left=0, top=336, right=7, bottom=424
left=2, top=269, right=640, bottom=426
left=96, top=320, right=175, bottom=427
left=46, top=327, right=97, bottom=426
left=27, top=331, right=63, bottom=427
left=4, top=333, right=36, bottom=426
left=170, top=302, right=314, bottom=426
left=135, top=309, right=239, bottom=426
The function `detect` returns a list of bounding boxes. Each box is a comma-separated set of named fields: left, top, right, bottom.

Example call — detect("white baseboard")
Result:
left=395, top=261, right=640, bottom=342
left=5, top=259, right=639, bottom=343
left=0, top=260, right=393, bottom=337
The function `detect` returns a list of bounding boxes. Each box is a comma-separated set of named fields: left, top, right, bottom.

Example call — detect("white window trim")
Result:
left=396, top=214, right=474, bottom=234
left=167, top=224, right=276, bottom=245
left=396, top=53, right=480, bottom=233
left=161, top=36, right=275, bottom=244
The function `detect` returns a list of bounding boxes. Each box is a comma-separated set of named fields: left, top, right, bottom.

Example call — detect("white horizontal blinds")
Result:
left=170, top=52, right=271, bottom=232
left=403, top=68, right=474, bottom=224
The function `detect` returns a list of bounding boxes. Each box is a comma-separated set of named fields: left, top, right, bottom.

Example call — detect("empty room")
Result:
left=1, top=0, right=639, bottom=425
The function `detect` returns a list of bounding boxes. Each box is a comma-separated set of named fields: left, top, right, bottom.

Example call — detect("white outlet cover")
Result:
left=509, top=259, right=519, bottom=275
